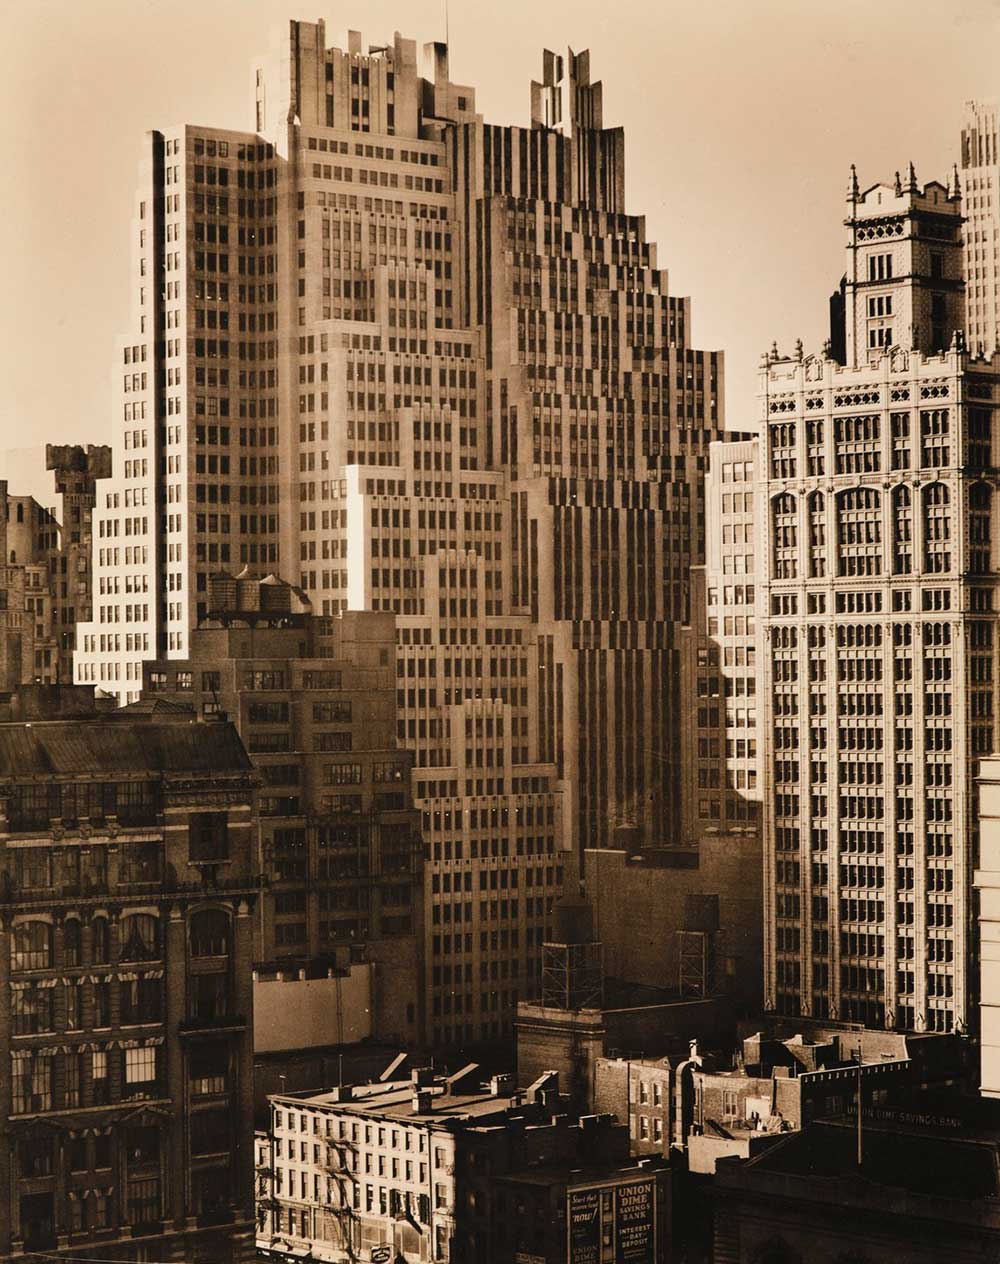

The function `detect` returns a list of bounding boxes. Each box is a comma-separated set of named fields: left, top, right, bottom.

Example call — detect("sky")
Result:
left=3, top=0, right=1000, bottom=474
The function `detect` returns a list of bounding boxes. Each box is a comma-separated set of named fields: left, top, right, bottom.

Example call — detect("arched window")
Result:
left=969, top=483, right=992, bottom=574
left=837, top=487, right=882, bottom=576
left=190, top=909, right=230, bottom=958
left=772, top=493, right=798, bottom=579
left=923, top=483, right=951, bottom=573
left=808, top=491, right=826, bottom=577
left=119, top=914, right=160, bottom=963
left=892, top=485, right=912, bottom=574
left=91, top=916, right=110, bottom=966
left=63, top=919, right=82, bottom=968
left=12, top=921, right=52, bottom=972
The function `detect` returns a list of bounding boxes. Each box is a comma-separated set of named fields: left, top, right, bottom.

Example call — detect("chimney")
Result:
left=412, top=1090, right=433, bottom=1114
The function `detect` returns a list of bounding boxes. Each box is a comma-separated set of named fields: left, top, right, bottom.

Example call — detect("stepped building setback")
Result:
left=74, top=19, right=727, bottom=1043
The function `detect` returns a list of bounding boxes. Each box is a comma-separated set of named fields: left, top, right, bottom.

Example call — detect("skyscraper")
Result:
left=761, top=165, right=1000, bottom=1034
left=76, top=21, right=725, bottom=1044
left=961, top=101, right=1000, bottom=356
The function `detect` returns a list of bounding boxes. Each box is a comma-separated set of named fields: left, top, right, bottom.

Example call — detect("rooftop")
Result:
left=739, top=1118, right=1000, bottom=1202
left=273, top=1077, right=524, bottom=1124
left=0, top=719, right=252, bottom=779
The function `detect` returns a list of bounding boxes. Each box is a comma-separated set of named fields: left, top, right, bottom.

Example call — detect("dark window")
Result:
left=11, top=921, right=52, bottom=971
left=20, top=1192, right=55, bottom=1251
left=120, top=842, right=163, bottom=885
left=191, top=1108, right=231, bottom=1155
left=190, top=909, right=230, bottom=957
left=91, top=916, right=110, bottom=965
left=120, top=914, right=160, bottom=962
left=190, top=1042, right=229, bottom=1095
left=190, top=971, right=231, bottom=1022
left=20, top=1137, right=55, bottom=1178
left=120, top=976, right=163, bottom=1025
left=189, top=812, right=229, bottom=862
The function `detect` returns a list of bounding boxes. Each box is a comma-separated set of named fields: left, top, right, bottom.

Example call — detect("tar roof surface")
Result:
left=0, top=721, right=252, bottom=778
left=282, top=1079, right=523, bottom=1123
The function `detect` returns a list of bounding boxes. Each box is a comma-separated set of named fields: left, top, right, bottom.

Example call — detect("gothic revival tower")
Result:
left=761, top=167, right=1000, bottom=1035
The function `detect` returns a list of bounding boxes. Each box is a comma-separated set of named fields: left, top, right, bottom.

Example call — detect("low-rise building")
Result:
left=493, top=1156, right=672, bottom=1264
left=257, top=1064, right=654, bottom=1263
left=713, top=1105, right=1000, bottom=1262
left=595, top=1026, right=966, bottom=1175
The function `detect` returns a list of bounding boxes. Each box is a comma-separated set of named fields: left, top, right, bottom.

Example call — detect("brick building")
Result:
left=257, top=1062, right=665, bottom=1263
left=142, top=578, right=424, bottom=1048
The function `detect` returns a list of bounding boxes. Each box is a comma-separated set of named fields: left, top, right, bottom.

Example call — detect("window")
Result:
left=836, top=487, right=882, bottom=577
left=92, top=1049, right=109, bottom=1104
left=190, top=909, right=230, bottom=957
left=191, top=1042, right=229, bottom=1095
left=190, top=970, right=230, bottom=1022
left=120, top=914, right=160, bottom=962
left=92, top=916, right=110, bottom=965
left=772, top=493, right=798, bottom=579
left=189, top=812, right=229, bottom=862
left=126, top=1178, right=161, bottom=1231
left=120, top=842, right=163, bottom=885
left=892, top=485, right=912, bottom=574
left=191, top=1108, right=231, bottom=1155
left=923, top=483, right=951, bottom=573
left=325, top=762, right=363, bottom=785
left=12, top=1051, right=53, bottom=1113
left=12, top=983, right=54, bottom=1035
left=124, top=1046, right=159, bottom=1099
left=12, top=921, right=52, bottom=971
left=64, top=920, right=82, bottom=967
left=120, top=976, right=163, bottom=1025
left=20, top=1137, right=55, bottom=1178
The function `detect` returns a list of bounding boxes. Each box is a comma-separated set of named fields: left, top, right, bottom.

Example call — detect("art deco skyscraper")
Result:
left=961, top=101, right=1000, bottom=356
left=761, top=165, right=1000, bottom=1035
left=76, top=21, right=725, bottom=1044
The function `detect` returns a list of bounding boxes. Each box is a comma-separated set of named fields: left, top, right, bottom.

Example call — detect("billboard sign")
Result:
left=568, top=1186, right=601, bottom=1264
left=615, top=1180, right=655, bottom=1263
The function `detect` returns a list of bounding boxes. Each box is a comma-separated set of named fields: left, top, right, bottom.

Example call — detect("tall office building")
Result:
left=142, top=581, right=425, bottom=1049
left=46, top=445, right=112, bottom=684
left=961, top=101, right=1000, bottom=355
left=679, top=436, right=762, bottom=844
left=761, top=166, right=1000, bottom=1034
left=75, top=21, right=725, bottom=1043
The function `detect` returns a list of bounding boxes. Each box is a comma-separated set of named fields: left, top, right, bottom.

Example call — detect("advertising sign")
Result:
left=568, top=1186, right=601, bottom=1264
left=615, top=1180, right=655, bottom=1264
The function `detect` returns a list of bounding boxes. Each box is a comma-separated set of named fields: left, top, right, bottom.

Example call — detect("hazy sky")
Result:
left=3, top=0, right=1000, bottom=467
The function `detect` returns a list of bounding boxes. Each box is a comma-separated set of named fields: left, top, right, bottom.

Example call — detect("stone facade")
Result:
left=0, top=710, right=258, bottom=1262
left=74, top=20, right=727, bottom=1045
left=961, top=102, right=1000, bottom=357
left=760, top=170, right=1000, bottom=1034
